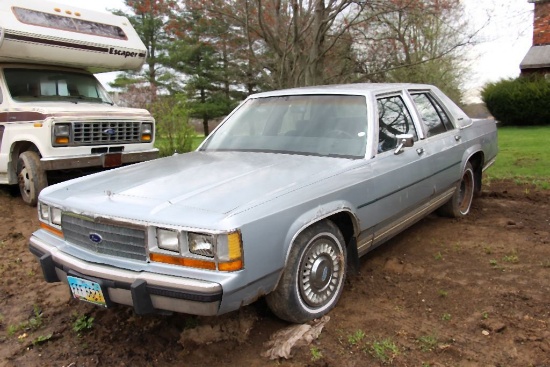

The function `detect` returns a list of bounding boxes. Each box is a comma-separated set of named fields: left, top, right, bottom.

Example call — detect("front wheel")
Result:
left=266, top=220, right=347, bottom=323
left=438, top=162, right=475, bottom=218
left=17, top=151, right=48, bottom=206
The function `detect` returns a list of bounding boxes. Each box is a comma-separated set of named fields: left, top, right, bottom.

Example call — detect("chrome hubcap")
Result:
left=299, top=238, right=341, bottom=308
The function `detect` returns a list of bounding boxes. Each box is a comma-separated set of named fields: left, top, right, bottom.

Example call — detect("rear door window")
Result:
left=411, top=93, right=454, bottom=136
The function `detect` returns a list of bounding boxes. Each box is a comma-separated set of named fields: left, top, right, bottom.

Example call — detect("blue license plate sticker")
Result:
left=67, top=276, right=107, bottom=307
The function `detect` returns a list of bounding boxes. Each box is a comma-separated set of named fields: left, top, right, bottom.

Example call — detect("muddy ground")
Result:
left=0, top=179, right=548, bottom=367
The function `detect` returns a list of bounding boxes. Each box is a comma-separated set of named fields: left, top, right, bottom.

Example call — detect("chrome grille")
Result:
left=62, top=214, right=146, bottom=261
left=72, top=121, right=142, bottom=145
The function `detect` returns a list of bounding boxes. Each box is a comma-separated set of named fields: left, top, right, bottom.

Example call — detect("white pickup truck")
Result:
left=0, top=0, right=158, bottom=205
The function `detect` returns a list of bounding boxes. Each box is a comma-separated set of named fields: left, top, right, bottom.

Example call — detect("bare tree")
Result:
left=353, top=0, right=479, bottom=101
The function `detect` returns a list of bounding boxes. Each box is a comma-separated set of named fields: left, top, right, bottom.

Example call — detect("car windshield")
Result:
left=201, top=94, right=368, bottom=158
left=4, top=68, right=113, bottom=104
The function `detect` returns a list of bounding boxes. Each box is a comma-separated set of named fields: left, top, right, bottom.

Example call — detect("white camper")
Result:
left=0, top=0, right=158, bottom=205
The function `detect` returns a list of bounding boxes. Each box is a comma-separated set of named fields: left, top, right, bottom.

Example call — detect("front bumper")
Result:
left=29, top=234, right=223, bottom=315
left=40, top=149, right=159, bottom=171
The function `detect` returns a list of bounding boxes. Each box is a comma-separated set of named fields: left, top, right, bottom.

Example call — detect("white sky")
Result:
left=54, top=0, right=535, bottom=102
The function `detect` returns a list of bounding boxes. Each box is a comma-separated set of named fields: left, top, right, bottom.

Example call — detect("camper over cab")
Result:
left=0, top=0, right=158, bottom=206
left=0, top=0, right=147, bottom=71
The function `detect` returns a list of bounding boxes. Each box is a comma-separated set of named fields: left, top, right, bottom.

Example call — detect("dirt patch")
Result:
left=0, top=179, right=548, bottom=367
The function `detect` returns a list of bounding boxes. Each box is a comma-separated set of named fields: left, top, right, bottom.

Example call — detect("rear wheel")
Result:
left=266, top=220, right=347, bottom=323
left=438, top=162, right=475, bottom=218
left=17, top=151, right=47, bottom=206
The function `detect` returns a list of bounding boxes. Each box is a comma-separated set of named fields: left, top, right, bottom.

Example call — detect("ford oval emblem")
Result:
left=89, top=233, right=103, bottom=244
left=103, top=128, right=116, bottom=136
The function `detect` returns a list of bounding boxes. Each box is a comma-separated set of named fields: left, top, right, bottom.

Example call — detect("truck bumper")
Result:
left=29, top=234, right=223, bottom=316
left=40, top=149, right=159, bottom=171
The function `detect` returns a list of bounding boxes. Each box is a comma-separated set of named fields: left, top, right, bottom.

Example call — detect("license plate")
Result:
left=67, top=276, right=107, bottom=307
left=103, top=153, right=122, bottom=168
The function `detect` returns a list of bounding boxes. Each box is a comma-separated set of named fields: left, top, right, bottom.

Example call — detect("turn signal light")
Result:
left=55, top=137, right=69, bottom=145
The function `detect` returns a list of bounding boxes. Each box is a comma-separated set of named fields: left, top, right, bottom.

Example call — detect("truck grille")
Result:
left=72, top=121, right=142, bottom=145
left=62, top=214, right=147, bottom=261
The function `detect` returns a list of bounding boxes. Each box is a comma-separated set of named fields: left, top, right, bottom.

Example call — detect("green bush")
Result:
left=481, top=76, right=550, bottom=126
left=150, top=94, right=196, bottom=157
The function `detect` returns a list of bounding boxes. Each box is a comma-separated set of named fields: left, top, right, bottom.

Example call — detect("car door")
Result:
left=355, top=92, right=432, bottom=253
left=408, top=90, right=464, bottom=195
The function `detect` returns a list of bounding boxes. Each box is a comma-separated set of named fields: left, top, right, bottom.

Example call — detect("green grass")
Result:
left=487, top=127, right=550, bottom=187
left=154, top=135, right=205, bottom=154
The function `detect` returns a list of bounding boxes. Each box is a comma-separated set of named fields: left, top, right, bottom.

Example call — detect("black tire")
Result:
left=438, top=162, right=475, bottom=218
left=17, top=151, right=48, bottom=206
left=266, top=220, right=347, bottom=323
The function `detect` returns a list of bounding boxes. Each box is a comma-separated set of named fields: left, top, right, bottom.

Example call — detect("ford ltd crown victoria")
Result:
left=29, top=83, right=497, bottom=323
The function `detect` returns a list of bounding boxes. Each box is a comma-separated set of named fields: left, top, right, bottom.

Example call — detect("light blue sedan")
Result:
left=30, top=83, right=497, bottom=323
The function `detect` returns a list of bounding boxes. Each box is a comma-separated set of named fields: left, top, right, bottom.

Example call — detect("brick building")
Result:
left=520, top=0, right=550, bottom=76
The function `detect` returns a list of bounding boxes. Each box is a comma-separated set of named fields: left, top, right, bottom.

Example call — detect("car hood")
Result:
left=41, top=151, right=356, bottom=226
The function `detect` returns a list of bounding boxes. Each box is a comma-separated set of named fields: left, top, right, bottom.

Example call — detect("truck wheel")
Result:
left=266, top=220, right=347, bottom=323
left=438, top=162, right=474, bottom=218
left=17, top=151, right=47, bottom=206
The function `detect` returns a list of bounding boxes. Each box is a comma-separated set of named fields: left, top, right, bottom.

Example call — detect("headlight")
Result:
left=149, top=228, right=243, bottom=271
left=53, top=123, right=71, bottom=145
left=141, top=123, right=153, bottom=142
left=157, top=228, right=180, bottom=252
left=37, top=201, right=64, bottom=237
left=51, top=207, right=62, bottom=226
left=39, top=202, right=50, bottom=221
left=54, top=124, right=70, bottom=136
left=188, top=233, right=215, bottom=257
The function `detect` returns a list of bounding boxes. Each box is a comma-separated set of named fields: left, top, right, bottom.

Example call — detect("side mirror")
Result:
left=394, top=134, right=414, bottom=154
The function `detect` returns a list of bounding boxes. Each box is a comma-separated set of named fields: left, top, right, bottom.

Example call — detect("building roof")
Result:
left=520, top=45, right=550, bottom=70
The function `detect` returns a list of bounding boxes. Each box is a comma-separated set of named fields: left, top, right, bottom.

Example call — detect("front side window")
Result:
left=4, top=69, right=112, bottom=104
left=411, top=93, right=453, bottom=136
left=377, top=96, right=418, bottom=153
left=201, top=95, right=368, bottom=159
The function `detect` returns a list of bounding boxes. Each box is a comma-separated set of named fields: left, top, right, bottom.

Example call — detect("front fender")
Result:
left=271, top=201, right=359, bottom=288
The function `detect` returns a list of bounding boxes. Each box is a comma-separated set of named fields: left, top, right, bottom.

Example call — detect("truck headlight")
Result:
left=53, top=123, right=71, bottom=145
left=141, top=123, right=153, bottom=142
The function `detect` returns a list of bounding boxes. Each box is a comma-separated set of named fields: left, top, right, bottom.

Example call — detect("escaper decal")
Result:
left=108, top=48, right=142, bottom=58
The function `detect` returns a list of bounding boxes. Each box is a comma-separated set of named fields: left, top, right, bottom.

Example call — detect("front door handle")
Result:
left=416, top=148, right=424, bottom=155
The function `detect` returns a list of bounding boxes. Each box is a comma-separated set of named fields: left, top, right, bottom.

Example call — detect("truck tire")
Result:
left=17, top=151, right=47, bottom=206
left=266, top=220, right=347, bottom=323
left=438, top=162, right=474, bottom=218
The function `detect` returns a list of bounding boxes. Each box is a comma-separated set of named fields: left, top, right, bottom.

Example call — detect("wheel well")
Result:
left=468, top=151, right=484, bottom=194
left=325, top=211, right=356, bottom=246
left=8, top=141, right=40, bottom=183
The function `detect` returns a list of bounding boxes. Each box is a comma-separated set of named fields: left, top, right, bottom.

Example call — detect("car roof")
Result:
left=250, top=83, right=435, bottom=98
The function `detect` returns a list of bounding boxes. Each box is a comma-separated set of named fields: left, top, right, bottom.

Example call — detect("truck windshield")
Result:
left=4, top=68, right=113, bottom=104
left=201, top=94, right=368, bottom=159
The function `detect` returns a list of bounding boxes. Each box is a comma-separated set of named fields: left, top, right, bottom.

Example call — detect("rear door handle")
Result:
left=416, top=148, right=424, bottom=155
left=454, top=135, right=461, bottom=142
